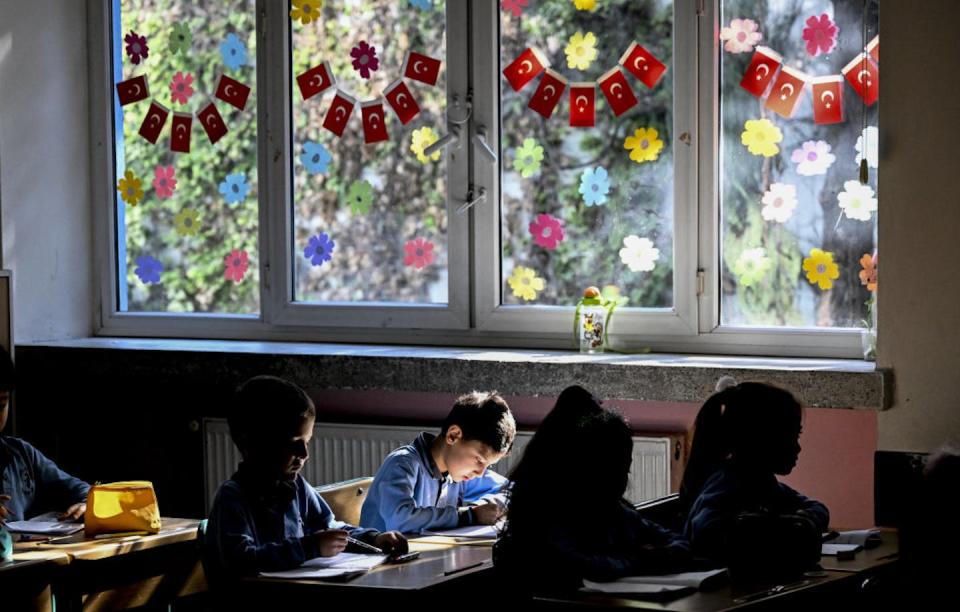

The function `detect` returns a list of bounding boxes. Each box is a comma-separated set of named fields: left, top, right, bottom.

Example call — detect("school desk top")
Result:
left=13, top=517, right=201, bottom=561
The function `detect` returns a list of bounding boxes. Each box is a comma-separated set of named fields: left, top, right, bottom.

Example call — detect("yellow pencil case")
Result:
left=84, top=481, right=162, bottom=536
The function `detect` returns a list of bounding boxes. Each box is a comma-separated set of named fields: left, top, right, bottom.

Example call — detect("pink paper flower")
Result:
left=403, top=237, right=435, bottom=269
left=501, top=0, right=528, bottom=18
left=170, top=72, right=194, bottom=105
left=719, top=19, right=762, bottom=54
left=802, top=14, right=838, bottom=57
left=790, top=140, right=836, bottom=176
left=350, top=41, right=380, bottom=79
left=124, top=31, right=149, bottom=65
left=224, top=249, right=249, bottom=283
left=529, top=213, right=565, bottom=250
left=152, top=165, right=177, bottom=199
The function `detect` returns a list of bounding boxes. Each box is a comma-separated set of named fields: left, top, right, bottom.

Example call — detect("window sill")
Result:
left=17, top=338, right=891, bottom=410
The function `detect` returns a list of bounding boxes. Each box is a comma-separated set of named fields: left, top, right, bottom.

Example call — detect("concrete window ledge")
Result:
left=17, top=338, right=891, bottom=409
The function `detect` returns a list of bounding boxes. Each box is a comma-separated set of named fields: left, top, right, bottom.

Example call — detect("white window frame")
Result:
left=87, top=0, right=866, bottom=358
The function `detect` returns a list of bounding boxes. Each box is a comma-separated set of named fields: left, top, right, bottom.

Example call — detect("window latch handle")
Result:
left=457, top=187, right=487, bottom=215
left=472, top=126, right=498, bottom=164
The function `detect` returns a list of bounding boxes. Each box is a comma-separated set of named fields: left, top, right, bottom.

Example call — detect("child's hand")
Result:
left=471, top=501, right=502, bottom=525
left=0, top=494, right=10, bottom=524
left=58, top=503, right=86, bottom=522
left=373, top=531, right=408, bottom=555
left=313, top=529, right=349, bottom=557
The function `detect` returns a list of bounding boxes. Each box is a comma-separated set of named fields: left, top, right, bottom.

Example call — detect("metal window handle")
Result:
left=457, top=187, right=487, bottom=214
left=423, top=126, right=460, bottom=158
left=472, top=127, right=498, bottom=163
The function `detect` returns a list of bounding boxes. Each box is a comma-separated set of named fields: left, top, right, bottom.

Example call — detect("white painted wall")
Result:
left=0, top=0, right=94, bottom=342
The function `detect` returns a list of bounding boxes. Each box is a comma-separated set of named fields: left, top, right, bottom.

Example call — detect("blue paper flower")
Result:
left=300, top=141, right=332, bottom=175
left=409, top=0, right=433, bottom=10
left=579, top=166, right=611, bottom=206
left=304, top=233, right=335, bottom=267
left=220, top=33, right=247, bottom=71
left=219, top=173, right=250, bottom=205
left=134, top=255, right=163, bottom=284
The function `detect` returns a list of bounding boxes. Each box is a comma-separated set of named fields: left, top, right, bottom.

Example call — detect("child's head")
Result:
left=572, top=409, right=634, bottom=506
left=230, top=375, right=316, bottom=481
left=0, top=348, right=14, bottom=432
left=436, top=391, right=516, bottom=483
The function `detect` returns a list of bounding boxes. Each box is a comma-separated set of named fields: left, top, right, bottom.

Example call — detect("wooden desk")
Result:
left=0, top=550, right=70, bottom=612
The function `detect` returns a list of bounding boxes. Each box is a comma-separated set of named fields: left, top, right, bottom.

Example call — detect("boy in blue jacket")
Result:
left=360, top=391, right=516, bottom=534
left=205, top=376, right=407, bottom=582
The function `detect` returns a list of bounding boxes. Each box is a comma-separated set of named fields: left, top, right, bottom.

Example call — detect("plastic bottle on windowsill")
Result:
left=576, top=286, right=609, bottom=354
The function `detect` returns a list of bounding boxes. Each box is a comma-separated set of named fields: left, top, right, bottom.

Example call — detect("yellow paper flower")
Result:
left=624, top=127, right=664, bottom=164
left=411, top=127, right=441, bottom=164
left=564, top=31, right=598, bottom=70
left=290, top=0, right=322, bottom=25
left=573, top=0, right=597, bottom=10
left=802, top=248, right=840, bottom=290
left=174, top=209, right=201, bottom=237
left=741, top=118, right=782, bottom=157
left=117, top=170, right=143, bottom=205
left=508, top=266, right=545, bottom=301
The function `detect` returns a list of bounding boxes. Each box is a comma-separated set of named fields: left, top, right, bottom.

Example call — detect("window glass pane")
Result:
left=500, top=0, right=675, bottom=308
left=719, top=0, right=879, bottom=328
left=114, top=0, right=259, bottom=314
left=292, top=0, right=449, bottom=304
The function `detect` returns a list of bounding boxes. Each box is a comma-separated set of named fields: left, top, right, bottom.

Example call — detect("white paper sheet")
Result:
left=259, top=552, right=388, bottom=580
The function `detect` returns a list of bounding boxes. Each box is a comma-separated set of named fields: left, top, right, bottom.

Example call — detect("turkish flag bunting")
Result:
left=740, top=46, right=782, bottom=98
left=503, top=47, right=549, bottom=92
left=170, top=112, right=192, bottom=154
left=569, top=82, right=596, bottom=128
left=296, top=61, right=336, bottom=101
left=843, top=52, right=879, bottom=106
left=116, top=75, right=150, bottom=106
left=402, top=51, right=442, bottom=86
left=215, top=74, right=251, bottom=111
left=764, top=66, right=807, bottom=119
left=361, top=99, right=389, bottom=144
left=619, top=42, right=667, bottom=89
left=384, top=79, right=420, bottom=125
left=527, top=69, right=567, bottom=119
left=811, top=76, right=844, bottom=125
left=867, top=35, right=879, bottom=62
left=598, top=67, right=638, bottom=117
left=138, top=100, right=169, bottom=144
left=197, top=100, right=228, bottom=144
left=323, top=90, right=357, bottom=137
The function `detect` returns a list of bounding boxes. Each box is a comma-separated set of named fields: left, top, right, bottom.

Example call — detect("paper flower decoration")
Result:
left=838, top=180, right=878, bottom=222
left=152, top=165, right=177, bottom=199
left=220, top=33, right=248, bottom=71
left=855, top=126, right=879, bottom=169
left=619, top=235, right=660, bottom=272
left=502, top=0, right=529, bottom=18
left=174, top=209, right=201, bottom=237
left=411, top=127, right=441, bottom=164
left=350, top=41, right=380, bottom=79
left=573, top=0, right=597, bottom=10
left=859, top=253, right=878, bottom=292
left=170, top=71, right=194, bottom=106
left=761, top=182, right=798, bottom=223
left=404, top=237, right=436, bottom=269
left=734, top=247, right=772, bottom=287
left=304, top=233, right=335, bottom=267
left=508, top=266, right=545, bottom=301
left=124, top=31, right=149, bottom=65
left=117, top=170, right=143, bottom=205
left=300, top=141, right=332, bottom=174
left=529, top=213, right=565, bottom=250
left=803, top=248, right=839, bottom=290
left=802, top=13, right=838, bottom=57
left=168, top=22, right=191, bottom=56
left=409, top=0, right=432, bottom=9
left=720, top=18, right=762, bottom=54
left=791, top=140, right=835, bottom=176
left=741, top=119, right=782, bottom=157
left=624, top=127, right=664, bottom=164
left=564, top=31, right=598, bottom=70
left=346, top=179, right=374, bottom=215
left=290, top=0, right=322, bottom=25
left=513, top=138, right=544, bottom=178
left=579, top=166, right=611, bottom=206
left=219, top=173, right=250, bottom=205
left=135, top=255, right=162, bottom=284
left=224, top=249, right=249, bottom=283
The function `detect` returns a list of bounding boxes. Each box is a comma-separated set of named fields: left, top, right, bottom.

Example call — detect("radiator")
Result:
left=203, top=419, right=672, bottom=512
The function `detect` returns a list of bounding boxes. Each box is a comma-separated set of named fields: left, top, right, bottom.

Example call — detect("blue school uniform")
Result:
left=359, top=432, right=508, bottom=533
left=205, top=464, right=379, bottom=582
left=0, top=435, right=89, bottom=521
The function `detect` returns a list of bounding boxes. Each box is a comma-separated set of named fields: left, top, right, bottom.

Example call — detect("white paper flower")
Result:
left=791, top=140, right=836, bottom=176
left=838, top=180, right=878, bottom=221
left=619, top=235, right=660, bottom=272
left=855, top=126, right=879, bottom=169
left=720, top=18, right=762, bottom=54
left=761, top=182, right=798, bottom=223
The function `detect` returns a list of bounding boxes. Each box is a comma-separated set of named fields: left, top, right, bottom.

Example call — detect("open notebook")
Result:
left=421, top=524, right=500, bottom=539
left=582, top=569, right=728, bottom=598
left=5, top=511, right=85, bottom=536
left=260, top=552, right=389, bottom=580
left=821, top=529, right=882, bottom=556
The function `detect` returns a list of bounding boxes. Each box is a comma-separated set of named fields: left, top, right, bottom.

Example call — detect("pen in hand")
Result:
left=346, top=536, right=383, bottom=554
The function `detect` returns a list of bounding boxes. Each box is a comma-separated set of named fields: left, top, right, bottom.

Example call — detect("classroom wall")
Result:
left=0, top=0, right=95, bottom=342
left=876, top=0, right=960, bottom=452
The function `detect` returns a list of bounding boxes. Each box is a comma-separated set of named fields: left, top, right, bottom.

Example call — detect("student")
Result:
left=0, top=349, right=88, bottom=523
left=680, top=380, right=828, bottom=576
left=205, top=376, right=407, bottom=582
left=360, top=391, right=516, bottom=534
left=495, top=386, right=692, bottom=594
